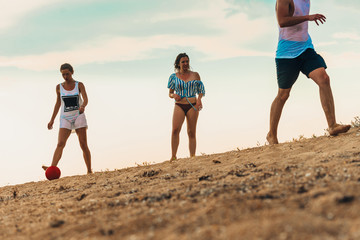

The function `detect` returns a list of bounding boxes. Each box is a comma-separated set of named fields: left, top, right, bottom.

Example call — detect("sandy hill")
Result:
left=1, top=128, right=360, bottom=240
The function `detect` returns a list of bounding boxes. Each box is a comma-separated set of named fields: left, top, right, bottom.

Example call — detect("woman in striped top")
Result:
left=167, top=53, right=205, bottom=161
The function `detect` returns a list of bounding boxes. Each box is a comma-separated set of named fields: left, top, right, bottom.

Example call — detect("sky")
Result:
left=0, top=0, right=359, bottom=186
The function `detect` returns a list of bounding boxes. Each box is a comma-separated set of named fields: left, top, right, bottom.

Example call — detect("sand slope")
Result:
left=1, top=128, right=360, bottom=240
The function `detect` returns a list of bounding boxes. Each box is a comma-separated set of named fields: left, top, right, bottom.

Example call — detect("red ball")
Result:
left=45, top=166, right=61, bottom=180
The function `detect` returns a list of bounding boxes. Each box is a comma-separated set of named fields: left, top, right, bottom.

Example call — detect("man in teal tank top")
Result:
left=267, top=0, right=351, bottom=145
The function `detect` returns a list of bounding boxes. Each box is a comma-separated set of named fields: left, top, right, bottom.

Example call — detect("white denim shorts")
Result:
left=60, top=113, right=88, bottom=130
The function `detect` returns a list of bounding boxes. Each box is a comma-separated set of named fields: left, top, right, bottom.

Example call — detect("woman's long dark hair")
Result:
left=174, top=53, right=189, bottom=72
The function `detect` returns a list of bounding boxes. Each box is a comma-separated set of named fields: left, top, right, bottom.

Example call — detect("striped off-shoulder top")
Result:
left=167, top=73, right=205, bottom=98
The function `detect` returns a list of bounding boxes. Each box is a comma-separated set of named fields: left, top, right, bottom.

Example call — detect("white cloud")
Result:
left=333, top=32, right=360, bottom=41
left=317, top=41, right=338, bottom=47
left=0, top=0, right=275, bottom=70
left=323, top=51, right=360, bottom=69
left=0, top=0, right=63, bottom=30
left=0, top=34, right=273, bottom=71
left=329, top=0, right=360, bottom=10
left=0, top=0, right=93, bottom=30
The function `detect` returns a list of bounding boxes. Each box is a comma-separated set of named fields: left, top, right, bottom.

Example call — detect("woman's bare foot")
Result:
left=329, top=124, right=351, bottom=136
left=266, top=132, right=279, bottom=145
left=170, top=156, right=177, bottom=162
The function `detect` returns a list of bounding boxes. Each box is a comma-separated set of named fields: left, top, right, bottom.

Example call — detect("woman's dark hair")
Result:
left=60, top=63, right=74, bottom=73
left=174, top=53, right=189, bottom=71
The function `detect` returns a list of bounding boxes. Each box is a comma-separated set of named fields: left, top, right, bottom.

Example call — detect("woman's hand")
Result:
left=195, top=98, right=203, bottom=111
left=173, top=94, right=182, bottom=101
left=79, top=105, right=85, bottom=114
left=48, top=120, right=54, bottom=130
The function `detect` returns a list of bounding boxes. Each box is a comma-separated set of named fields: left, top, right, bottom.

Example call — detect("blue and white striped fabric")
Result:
left=167, top=73, right=205, bottom=98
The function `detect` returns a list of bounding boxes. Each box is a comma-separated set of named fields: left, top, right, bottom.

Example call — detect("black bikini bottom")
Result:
left=176, top=102, right=196, bottom=115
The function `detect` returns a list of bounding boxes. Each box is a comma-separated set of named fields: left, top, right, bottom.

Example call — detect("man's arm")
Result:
left=276, top=0, right=326, bottom=28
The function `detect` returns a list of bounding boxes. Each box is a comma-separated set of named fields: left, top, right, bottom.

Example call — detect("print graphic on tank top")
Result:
left=60, top=81, right=83, bottom=118
left=62, top=95, right=79, bottom=112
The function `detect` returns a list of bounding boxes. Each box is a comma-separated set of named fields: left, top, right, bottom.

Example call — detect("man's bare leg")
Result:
left=267, top=88, right=291, bottom=145
left=309, top=68, right=350, bottom=136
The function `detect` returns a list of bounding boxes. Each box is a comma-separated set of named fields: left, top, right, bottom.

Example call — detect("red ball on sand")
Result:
left=45, top=166, right=61, bottom=180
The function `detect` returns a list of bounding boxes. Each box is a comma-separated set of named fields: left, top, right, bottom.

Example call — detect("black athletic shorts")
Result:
left=275, top=48, right=327, bottom=89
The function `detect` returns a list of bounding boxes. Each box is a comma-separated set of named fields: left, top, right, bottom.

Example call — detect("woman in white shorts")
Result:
left=43, top=63, right=92, bottom=174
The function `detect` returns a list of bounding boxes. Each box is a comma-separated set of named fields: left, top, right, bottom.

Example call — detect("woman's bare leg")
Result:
left=76, top=127, right=92, bottom=173
left=42, top=128, right=72, bottom=170
left=186, top=108, right=199, bottom=157
left=171, top=105, right=186, bottom=160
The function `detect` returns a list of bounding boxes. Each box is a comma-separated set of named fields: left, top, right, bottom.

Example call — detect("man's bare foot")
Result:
left=42, top=165, right=49, bottom=171
left=266, top=132, right=279, bottom=145
left=328, top=124, right=351, bottom=136
left=170, top=156, right=177, bottom=162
